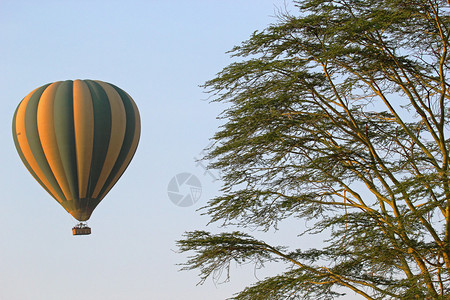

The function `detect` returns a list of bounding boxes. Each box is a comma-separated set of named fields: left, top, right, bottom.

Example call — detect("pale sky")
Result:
left=0, top=1, right=362, bottom=299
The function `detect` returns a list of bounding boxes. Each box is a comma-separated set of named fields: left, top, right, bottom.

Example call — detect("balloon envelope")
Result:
left=12, top=80, right=141, bottom=221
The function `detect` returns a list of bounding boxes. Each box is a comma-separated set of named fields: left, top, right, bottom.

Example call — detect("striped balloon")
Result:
left=12, top=80, right=141, bottom=221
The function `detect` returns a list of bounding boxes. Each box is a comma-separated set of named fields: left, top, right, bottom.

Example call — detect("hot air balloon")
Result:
left=12, top=80, right=141, bottom=235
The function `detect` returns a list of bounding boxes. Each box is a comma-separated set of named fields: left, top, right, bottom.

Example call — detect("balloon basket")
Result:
left=72, top=223, right=91, bottom=235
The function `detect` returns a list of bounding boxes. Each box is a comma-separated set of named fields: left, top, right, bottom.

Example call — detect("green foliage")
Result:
left=178, top=0, right=450, bottom=298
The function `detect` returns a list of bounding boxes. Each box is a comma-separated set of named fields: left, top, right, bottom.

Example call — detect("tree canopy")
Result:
left=177, top=0, right=450, bottom=298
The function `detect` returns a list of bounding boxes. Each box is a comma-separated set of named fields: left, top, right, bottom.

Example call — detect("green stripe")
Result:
left=53, top=80, right=79, bottom=201
left=24, top=84, right=67, bottom=202
left=12, top=103, right=57, bottom=201
left=98, top=84, right=139, bottom=198
left=61, top=199, right=76, bottom=215
left=84, top=80, right=112, bottom=198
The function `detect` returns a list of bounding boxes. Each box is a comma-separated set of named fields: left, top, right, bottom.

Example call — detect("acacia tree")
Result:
left=177, top=0, right=450, bottom=298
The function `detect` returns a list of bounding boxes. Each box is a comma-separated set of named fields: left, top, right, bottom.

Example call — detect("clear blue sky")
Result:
left=0, top=1, right=362, bottom=299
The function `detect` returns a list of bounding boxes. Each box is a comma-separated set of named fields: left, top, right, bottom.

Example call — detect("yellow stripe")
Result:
left=37, top=82, right=73, bottom=201
left=73, top=80, right=94, bottom=198
left=91, top=81, right=127, bottom=198
left=98, top=95, right=140, bottom=200
left=15, top=87, right=63, bottom=203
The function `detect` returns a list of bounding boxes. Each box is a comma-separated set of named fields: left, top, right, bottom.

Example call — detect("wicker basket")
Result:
left=72, top=226, right=91, bottom=235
